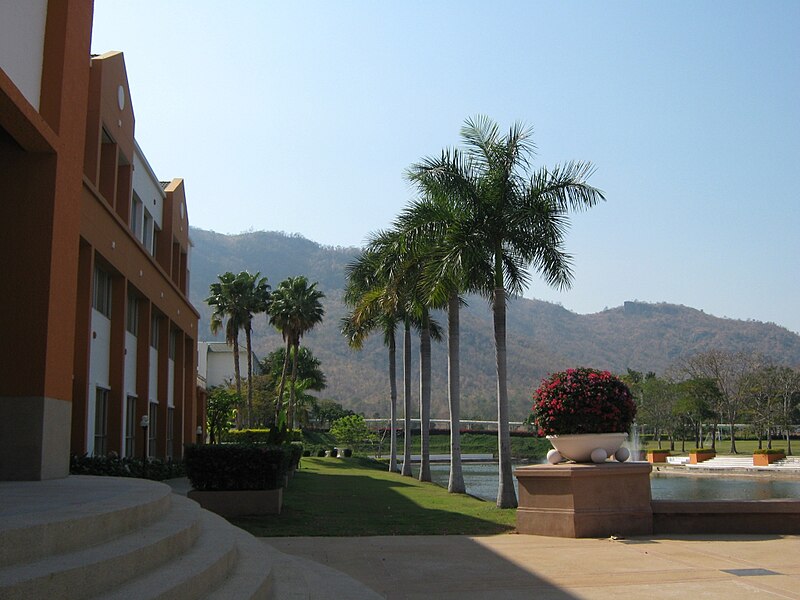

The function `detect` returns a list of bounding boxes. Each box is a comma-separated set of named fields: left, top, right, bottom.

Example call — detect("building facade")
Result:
left=197, top=341, right=262, bottom=391
left=0, top=1, right=202, bottom=480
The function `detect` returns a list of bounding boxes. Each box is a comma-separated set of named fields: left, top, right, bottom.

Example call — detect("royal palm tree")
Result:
left=393, top=199, right=470, bottom=493
left=342, top=249, right=401, bottom=472
left=344, top=240, right=418, bottom=476
left=268, top=276, right=325, bottom=429
left=406, top=115, right=605, bottom=508
left=366, top=229, right=442, bottom=482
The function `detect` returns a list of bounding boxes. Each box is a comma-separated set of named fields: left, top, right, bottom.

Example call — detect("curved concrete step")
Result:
left=0, top=476, right=172, bottom=568
left=1, top=477, right=282, bottom=600
left=0, top=493, right=201, bottom=600
left=264, top=546, right=382, bottom=600
left=100, top=505, right=245, bottom=600
left=205, top=528, right=276, bottom=600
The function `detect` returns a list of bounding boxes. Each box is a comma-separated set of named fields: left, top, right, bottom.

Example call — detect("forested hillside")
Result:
left=190, top=227, right=800, bottom=421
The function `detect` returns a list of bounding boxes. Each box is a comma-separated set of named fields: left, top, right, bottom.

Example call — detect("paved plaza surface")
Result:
left=265, top=533, right=800, bottom=599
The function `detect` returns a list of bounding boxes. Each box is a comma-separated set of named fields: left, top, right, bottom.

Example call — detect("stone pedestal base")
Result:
left=188, top=488, right=283, bottom=517
left=515, top=462, right=653, bottom=538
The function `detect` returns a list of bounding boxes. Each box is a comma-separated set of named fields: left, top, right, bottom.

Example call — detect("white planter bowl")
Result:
left=546, top=432, right=628, bottom=463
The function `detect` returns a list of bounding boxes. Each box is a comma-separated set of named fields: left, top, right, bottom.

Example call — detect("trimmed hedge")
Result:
left=184, top=444, right=290, bottom=491
left=753, top=448, right=785, bottom=455
left=287, top=442, right=304, bottom=469
left=224, top=428, right=303, bottom=444
left=70, top=454, right=185, bottom=481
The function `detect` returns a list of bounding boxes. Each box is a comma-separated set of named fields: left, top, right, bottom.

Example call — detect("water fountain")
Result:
left=628, top=422, right=643, bottom=461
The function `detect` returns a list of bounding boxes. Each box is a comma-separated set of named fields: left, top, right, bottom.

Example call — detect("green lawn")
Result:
left=302, top=430, right=551, bottom=460
left=230, top=457, right=517, bottom=537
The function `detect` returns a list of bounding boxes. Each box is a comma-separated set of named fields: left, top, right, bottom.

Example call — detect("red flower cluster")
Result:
left=531, top=367, right=636, bottom=436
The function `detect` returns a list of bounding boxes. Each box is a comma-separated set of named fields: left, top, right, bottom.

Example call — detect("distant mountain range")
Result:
left=189, top=227, right=800, bottom=421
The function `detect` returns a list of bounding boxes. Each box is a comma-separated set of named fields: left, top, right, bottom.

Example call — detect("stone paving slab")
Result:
left=265, top=533, right=800, bottom=599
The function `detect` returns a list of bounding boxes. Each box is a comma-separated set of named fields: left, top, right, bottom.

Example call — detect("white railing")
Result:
left=364, top=418, right=528, bottom=431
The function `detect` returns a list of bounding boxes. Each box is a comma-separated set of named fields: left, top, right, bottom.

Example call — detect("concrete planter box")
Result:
left=647, top=450, right=671, bottom=463
left=753, top=451, right=785, bottom=466
left=689, top=450, right=716, bottom=464
left=188, top=488, right=283, bottom=517
left=515, top=462, right=653, bottom=538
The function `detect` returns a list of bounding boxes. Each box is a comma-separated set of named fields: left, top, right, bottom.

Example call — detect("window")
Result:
left=168, top=330, right=178, bottom=360
left=152, top=224, right=160, bottom=258
left=130, top=193, right=143, bottom=241
left=143, top=210, right=154, bottom=255
left=126, top=294, right=138, bottom=335
left=125, top=396, right=137, bottom=457
left=166, top=407, right=174, bottom=460
left=94, top=388, right=109, bottom=455
left=148, top=402, right=158, bottom=458
left=150, top=316, right=160, bottom=349
left=92, top=267, right=112, bottom=317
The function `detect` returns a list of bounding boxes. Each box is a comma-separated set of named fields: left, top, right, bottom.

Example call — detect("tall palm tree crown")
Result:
left=405, top=115, right=605, bottom=508
left=268, top=276, right=325, bottom=428
left=237, top=271, right=270, bottom=428
left=206, top=272, right=247, bottom=425
left=206, top=271, right=270, bottom=428
left=342, top=248, right=402, bottom=472
left=361, top=229, right=443, bottom=481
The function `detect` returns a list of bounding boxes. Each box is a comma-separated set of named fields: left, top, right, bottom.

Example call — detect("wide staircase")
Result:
left=0, top=475, right=278, bottom=599
left=772, top=455, right=800, bottom=470
left=687, top=454, right=800, bottom=470
left=686, top=455, right=753, bottom=469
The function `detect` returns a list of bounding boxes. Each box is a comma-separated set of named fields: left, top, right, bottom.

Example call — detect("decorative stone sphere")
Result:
left=615, top=447, right=631, bottom=462
left=590, top=448, right=608, bottom=463
left=546, top=449, right=563, bottom=465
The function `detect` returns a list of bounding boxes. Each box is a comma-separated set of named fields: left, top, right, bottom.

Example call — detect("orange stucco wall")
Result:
left=1, top=2, right=202, bottom=477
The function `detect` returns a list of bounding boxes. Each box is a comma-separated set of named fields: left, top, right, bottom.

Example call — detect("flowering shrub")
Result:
left=532, top=368, right=636, bottom=436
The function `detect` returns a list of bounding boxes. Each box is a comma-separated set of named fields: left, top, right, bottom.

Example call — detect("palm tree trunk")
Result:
left=419, top=310, right=431, bottom=483
left=401, top=320, right=413, bottom=477
left=232, top=336, right=243, bottom=429
left=388, top=329, right=398, bottom=473
left=493, top=286, right=517, bottom=508
left=275, top=338, right=291, bottom=422
left=245, top=325, right=253, bottom=428
left=447, top=292, right=465, bottom=493
left=289, top=342, right=300, bottom=430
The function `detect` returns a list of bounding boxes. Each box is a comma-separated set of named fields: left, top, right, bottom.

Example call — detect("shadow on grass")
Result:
left=231, top=458, right=516, bottom=537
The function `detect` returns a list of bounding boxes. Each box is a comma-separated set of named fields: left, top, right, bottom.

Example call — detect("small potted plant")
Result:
left=532, top=367, right=637, bottom=464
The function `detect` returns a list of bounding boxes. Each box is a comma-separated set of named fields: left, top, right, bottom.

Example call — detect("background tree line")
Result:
left=189, top=228, right=800, bottom=424
left=624, top=350, right=800, bottom=454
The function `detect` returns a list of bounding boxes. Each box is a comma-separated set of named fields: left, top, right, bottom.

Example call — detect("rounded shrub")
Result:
left=532, top=367, right=636, bottom=435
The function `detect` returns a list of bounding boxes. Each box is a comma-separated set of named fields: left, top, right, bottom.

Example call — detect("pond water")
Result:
left=409, top=462, right=800, bottom=502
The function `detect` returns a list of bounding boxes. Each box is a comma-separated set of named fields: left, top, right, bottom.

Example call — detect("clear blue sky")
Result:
left=91, top=1, right=800, bottom=335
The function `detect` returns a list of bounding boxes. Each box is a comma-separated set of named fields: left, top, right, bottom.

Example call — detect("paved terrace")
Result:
left=3, top=472, right=799, bottom=598
left=267, top=533, right=800, bottom=599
